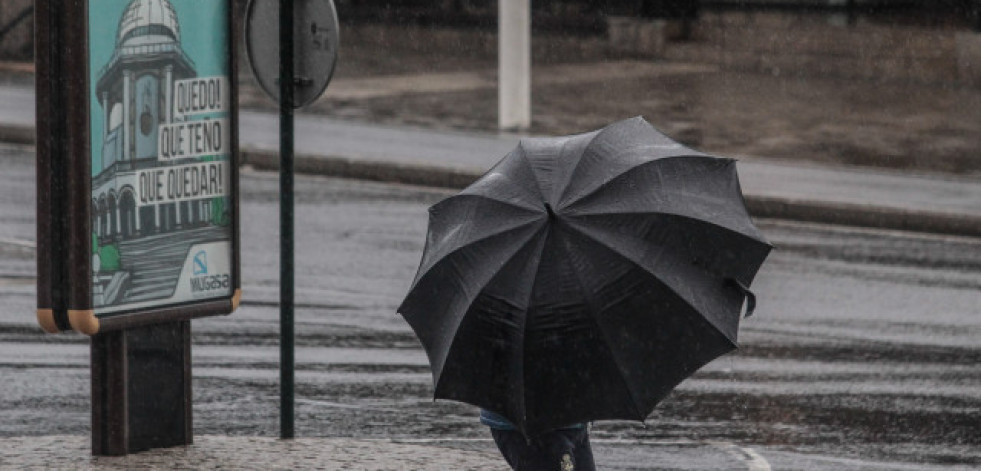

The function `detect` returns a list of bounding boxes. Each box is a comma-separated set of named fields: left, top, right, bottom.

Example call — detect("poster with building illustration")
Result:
left=89, top=0, right=234, bottom=315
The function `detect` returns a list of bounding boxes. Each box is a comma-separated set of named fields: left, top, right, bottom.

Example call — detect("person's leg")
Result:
left=570, top=428, right=596, bottom=471
left=490, top=429, right=520, bottom=469
left=491, top=428, right=547, bottom=470
left=491, top=428, right=579, bottom=471
left=543, top=430, right=580, bottom=471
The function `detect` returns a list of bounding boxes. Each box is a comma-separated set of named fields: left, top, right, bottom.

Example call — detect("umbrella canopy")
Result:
left=399, top=117, right=772, bottom=436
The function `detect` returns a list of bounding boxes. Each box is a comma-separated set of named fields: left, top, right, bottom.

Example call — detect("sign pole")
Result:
left=247, top=0, right=339, bottom=440
left=279, top=0, right=296, bottom=440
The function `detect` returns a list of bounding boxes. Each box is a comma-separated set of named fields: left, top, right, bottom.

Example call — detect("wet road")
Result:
left=0, top=144, right=978, bottom=470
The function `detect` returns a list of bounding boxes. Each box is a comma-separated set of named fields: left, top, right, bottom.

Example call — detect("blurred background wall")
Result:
left=3, top=0, right=980, bottom=86
left=0, top=0, right=33, bottom=61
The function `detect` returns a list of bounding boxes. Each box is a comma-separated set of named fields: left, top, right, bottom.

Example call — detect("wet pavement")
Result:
left=1, top=144, right=979, bottom=469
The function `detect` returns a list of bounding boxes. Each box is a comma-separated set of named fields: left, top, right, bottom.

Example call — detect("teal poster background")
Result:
left=86, top=0, right=234, bottom=315
left=89, top=0, right=229, bottom=174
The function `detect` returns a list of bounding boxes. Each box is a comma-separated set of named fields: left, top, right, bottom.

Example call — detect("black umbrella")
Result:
left=399, top=117, right=772, bottom=436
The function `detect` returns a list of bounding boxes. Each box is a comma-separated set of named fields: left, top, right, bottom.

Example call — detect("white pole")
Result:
left=499, top=0, right=531, bottom=130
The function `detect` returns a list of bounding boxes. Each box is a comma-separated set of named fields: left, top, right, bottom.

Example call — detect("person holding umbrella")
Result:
left=399, top=117, right=771, bottom=470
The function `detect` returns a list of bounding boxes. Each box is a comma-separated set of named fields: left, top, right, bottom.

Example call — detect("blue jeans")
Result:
left=490, top=427, right=596, bottom=471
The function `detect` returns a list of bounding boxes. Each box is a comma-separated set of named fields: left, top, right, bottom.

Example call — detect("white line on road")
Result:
left=283, top=396, right=435, bottom=413
left=714, top=443, right=772, bottom=471
left=0, top=238, right=35, bottom=249
left=743, top=448, right=772, bottom=471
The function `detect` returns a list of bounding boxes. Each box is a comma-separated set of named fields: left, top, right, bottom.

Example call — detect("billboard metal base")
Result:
left=91, top=321, right=192, bottom=455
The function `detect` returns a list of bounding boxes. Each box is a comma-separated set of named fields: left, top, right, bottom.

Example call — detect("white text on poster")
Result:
left=137, top=161, right=228, bottom=206
left=172, top=76, right=228, bottom=120
left=158, top=117, right=230, bottom=161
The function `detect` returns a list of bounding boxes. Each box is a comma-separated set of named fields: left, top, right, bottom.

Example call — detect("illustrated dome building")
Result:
left=97, top=0, right=195, bottom=171
left=93, top=0, right=201, bottom=243
left=117, top=0, right=182, bottom=46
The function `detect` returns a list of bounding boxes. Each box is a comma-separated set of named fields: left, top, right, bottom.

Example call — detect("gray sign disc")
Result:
left=245, top=0, right=339, bottom=108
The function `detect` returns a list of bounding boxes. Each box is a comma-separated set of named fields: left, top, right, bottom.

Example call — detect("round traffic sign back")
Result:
left=245, top=0, right=339, bottom=108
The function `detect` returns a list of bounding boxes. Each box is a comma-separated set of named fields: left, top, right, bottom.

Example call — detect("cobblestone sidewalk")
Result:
left=0, top=435, right=503, bottom=470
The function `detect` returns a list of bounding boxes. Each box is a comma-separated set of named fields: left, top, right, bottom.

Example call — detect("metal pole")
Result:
left=279, top=0, right=295, bottom=440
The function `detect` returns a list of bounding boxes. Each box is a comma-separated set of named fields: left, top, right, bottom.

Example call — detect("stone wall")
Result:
left=7, top=4, right=981, bottom=87
left=655, top=11, right=981, bottom=87
left=0, top=0, right=33, bottom=60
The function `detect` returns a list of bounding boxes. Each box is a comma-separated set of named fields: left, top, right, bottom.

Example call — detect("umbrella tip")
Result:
left=544, top=203, right=557, bottom=220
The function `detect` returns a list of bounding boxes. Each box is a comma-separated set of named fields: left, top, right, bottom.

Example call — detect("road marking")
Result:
left=742, top=448, right=771, bottom=471
left=0, top=238, right=35, bottom=249
left=708, top=441, right=772, bottom=471
left=294, top=398, right=365, bottom=409
left=723, top=442, right=770, bottom=471
left=287, top=397, right=434, bottom=413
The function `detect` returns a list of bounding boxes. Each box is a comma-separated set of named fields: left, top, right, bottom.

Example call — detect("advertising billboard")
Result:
left=36, top=0, right=241, bottom=335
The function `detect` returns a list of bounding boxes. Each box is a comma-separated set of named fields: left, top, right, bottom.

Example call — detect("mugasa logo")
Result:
left=193, top=251, right=208, bottom=275
left=190, top=250, right=230, bottom=293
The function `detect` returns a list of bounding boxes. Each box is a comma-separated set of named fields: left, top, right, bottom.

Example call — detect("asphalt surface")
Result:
left=1, top=144, right=978, bottom=469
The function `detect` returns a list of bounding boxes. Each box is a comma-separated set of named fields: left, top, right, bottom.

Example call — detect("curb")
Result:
left=241, top=149, right=481, bottom=190
left=241, top=149, right=981, bottom=239
left=7, top=127, right=980, bottom=238
left=743, top=196, right=981, bottom=239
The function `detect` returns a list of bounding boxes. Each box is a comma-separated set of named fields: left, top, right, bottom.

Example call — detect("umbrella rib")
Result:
left=555, top=229, right=649, bottom=422
left=514, top=226, right=551, bottom=431
left=560, top=222, right=740, bottom=348
left=411, top=214, right=545, bottom=291
left=432, top=223, right=548, bottom=400
left=514, top=141, right=550, bottom=205
left=444, top=192, right=543, bottom=215
left=555, top=125, right=609, bottom=207
left=458, top=148, right=549, bottom=213
left=570, top=209, right=771, bottom=250
left=559, top=154, right=727, bottom=211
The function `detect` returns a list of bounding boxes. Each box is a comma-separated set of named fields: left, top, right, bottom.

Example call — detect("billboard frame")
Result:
left=35, top=0, right=242, bottom=336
